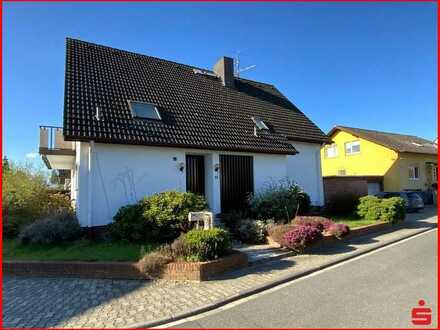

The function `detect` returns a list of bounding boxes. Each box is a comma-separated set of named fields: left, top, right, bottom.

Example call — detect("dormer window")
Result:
left=252, top=117, right=269, bottom=130
left=129, top=100, right=161, bottom=120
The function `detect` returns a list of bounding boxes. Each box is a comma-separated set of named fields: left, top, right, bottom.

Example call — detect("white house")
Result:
left=40, top=38, right=328, bottom=227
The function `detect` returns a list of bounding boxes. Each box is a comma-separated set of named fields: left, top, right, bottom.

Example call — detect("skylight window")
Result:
left=252, top=117, right=269, bottom=130
left=129, top=101, right=161, bottom=120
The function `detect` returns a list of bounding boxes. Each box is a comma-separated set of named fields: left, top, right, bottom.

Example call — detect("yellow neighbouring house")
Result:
left=321, top=126, right=438, bottom=198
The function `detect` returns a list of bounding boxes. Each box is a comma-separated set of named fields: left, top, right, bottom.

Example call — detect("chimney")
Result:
left=213, top=56, right=235, bottom=88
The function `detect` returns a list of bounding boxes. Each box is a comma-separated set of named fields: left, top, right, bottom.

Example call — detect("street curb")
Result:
left=128, top=224, right=437, bottom=329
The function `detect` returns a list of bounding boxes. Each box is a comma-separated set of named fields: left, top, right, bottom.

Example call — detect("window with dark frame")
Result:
left=128, top=101, right=161, bottom=120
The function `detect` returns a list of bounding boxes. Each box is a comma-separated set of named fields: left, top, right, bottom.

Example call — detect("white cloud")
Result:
left=25, top=152, right=39, bottom=159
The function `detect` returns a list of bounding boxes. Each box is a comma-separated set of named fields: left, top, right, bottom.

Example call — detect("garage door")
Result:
left=367, top=182, right=381, bottom=195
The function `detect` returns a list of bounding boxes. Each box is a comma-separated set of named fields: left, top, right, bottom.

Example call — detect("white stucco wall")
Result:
left=253, top=153, right=288, bottom=190
left=287, top=141, right=324, bottom=206
left=73, top=142, right=289, bottom=227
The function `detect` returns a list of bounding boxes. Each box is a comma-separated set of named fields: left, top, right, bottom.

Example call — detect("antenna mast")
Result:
left=235, top=50, right=256, bottom=78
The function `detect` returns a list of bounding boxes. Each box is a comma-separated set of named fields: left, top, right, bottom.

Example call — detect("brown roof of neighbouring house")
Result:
left=63, top=38, right=329, bottom=155
left=329, top=126, right=438, bottom=155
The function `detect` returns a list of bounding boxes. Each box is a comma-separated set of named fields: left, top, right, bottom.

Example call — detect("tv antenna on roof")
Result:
left=235, top=50, right=256, bottom=78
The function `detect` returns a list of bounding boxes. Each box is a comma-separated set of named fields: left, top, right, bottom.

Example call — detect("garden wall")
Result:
left=4, top=251, right=248, bottom=281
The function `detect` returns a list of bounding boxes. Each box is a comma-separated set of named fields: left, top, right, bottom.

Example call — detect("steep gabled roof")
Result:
left=329, top=126, right=438, bottom=155
left=64, top=38, right=328, bottom=154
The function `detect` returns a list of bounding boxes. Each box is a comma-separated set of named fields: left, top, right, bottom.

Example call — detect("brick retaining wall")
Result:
left=161, top=251, right=248, bottom=281
left=4, top=251, right=248, bottom=281
left=3, top=260, right=147, bottom=280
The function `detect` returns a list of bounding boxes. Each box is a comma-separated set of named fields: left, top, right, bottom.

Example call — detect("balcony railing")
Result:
left=39, top=126, right=75, bottom=155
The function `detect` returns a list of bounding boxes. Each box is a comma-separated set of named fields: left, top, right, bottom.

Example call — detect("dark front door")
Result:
left=220, top=155, right=254, bottom=213
left=186, top=155, right=205, bottom=196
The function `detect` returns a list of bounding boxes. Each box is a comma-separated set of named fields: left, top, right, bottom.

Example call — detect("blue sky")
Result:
left=3, top=2, right=437, bottom=163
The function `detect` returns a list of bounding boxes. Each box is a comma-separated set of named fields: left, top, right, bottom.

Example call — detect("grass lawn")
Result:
left=3, top=239, right=159, bottom=262
left=331, top=216, right=381, bottom=229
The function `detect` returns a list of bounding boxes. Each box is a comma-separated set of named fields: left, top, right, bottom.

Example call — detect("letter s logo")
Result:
left=412, top=300, right=432, bottom=326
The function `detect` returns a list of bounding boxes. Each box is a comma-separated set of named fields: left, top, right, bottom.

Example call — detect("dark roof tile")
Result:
left=64, top=38, right=328, bottom=154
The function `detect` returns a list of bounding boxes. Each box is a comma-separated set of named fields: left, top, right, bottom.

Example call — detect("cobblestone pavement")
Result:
left=3, top=208, right=437, bottom=328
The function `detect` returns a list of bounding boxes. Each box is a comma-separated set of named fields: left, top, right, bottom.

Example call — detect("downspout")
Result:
left=87, top=141, right=94, bottom=228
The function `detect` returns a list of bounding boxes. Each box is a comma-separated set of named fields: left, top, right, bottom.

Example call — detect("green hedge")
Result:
left=357, top=196, right=405, bottom=223
left=182, top=228, right=231, bottom=261
left=110, top=191, right=208, bottom=243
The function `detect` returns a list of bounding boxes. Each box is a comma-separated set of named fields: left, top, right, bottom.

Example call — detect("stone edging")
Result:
left=3, top=251, right=248, bottom=281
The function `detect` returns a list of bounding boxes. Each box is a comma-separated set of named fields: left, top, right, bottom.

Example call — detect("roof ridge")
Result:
left=336, top=125, right=432, bottom=141
left=66, top=37, right=275, bottom=88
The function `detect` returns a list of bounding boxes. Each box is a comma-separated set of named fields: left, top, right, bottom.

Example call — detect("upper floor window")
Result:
left=409, top=166, right=420, bottom=180
left=325, top=144, right=338, bottom=158
left=345, top=140, right=360, bottom=155
left=129, top=100, right=162, bottom=120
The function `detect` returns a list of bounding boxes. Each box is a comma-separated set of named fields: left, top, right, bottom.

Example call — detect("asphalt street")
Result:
left=173, top=229, right=438, bottom=328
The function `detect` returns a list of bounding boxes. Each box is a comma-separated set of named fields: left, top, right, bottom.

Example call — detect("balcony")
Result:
left=39, top=126, right=75, bottom=170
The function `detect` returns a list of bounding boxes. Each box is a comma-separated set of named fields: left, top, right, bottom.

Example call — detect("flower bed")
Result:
left=267, top=220, right=393, bottom=248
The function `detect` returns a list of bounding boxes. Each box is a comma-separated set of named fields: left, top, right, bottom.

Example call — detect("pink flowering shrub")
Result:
left=320, top=218, right=335, bottom=231
left=281, top=225, right=323, bottom=252
left=326, top=223, right=350, bottom=239
left=293, top=216, right=335, bottom=232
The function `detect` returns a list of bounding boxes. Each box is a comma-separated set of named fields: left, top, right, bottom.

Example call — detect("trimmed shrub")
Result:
left=182, top=228, right=231, bottom=262
left=326, top=223, right=350, bottom=239
left=18, top=212, right=81, bottom=245
left=235, top=219, right=269, bottom=244
left=357, top=196, right=406, bottom=223
left=143, top=191, right=208, bottom=240
left=109, top=203, right=147, bottom=242
left=249, top=178, right=311, bottom=222
left=281, top=225, right=323, bottom=252
left=267, top=223, right=296, bottom=245
left=357, top=196, right=382, bottom=220
left=110, top=191, right=208, bottom=243
left=380, top=197, right=406, bottom=223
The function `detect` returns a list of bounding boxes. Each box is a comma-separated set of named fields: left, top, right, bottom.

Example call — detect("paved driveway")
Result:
left=3, top=207, right=437, bottom=328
